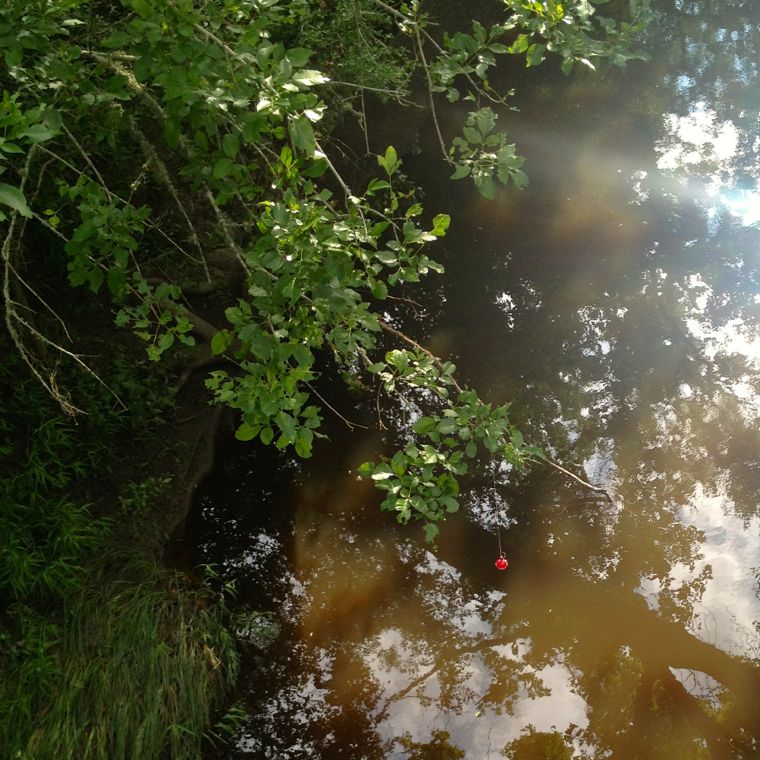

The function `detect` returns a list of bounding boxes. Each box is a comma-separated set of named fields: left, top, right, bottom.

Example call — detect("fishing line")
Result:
left=492, top=459, right=509, bottom=571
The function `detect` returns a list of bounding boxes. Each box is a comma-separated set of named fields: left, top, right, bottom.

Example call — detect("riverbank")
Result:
left=0, top=308, right=241, bottom=757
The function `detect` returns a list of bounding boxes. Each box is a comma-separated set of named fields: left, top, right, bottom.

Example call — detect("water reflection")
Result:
left=190, top=2, right=760, bottom=756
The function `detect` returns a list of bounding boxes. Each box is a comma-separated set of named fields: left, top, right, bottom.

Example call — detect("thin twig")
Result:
left=2, top=146, right=82, bottom=415
left=360, top=90, right=371, bottom=156
left=305, top=381, right=368, bottom=430
left=375, top=382, right=387, bottom=430
left=9, top=262, right=73, bottom=342
left=32, top=212, right=68, bottom=241
left=414, top=26, right=449, bottom=162
left=204, top=188, right=252, bottom=276
left=529, top=455, right=616, bottom=503
left=37, top=144, right=93, bottom=183
left=62, top=122, right=111, bottom=196
left=14, top=312, right=127, bottom=410
left=387, top=293, right=428, bottom=317
left=81, top=49, right=137, bottom=61
left=327, top=80, right=419, bottom=105
left=193, top=22, right=243, bottom=62
left=371, top=0, right=508, bottom=110
left=315, top=138, right=355, bottom=199
left=407, top=8, right=509, bottom=106
left=131, top=121, right=211, bottom=281
left=314, top=139, right=371, bottom=239
left=371, top=0, right=407, bottom=22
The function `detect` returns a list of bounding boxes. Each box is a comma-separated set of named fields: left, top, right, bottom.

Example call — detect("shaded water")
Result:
left=189, top=3, right=760, bottom=757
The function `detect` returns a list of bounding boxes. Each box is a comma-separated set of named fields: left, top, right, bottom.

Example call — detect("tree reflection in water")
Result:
left=190, top=2, right=760, bottom=757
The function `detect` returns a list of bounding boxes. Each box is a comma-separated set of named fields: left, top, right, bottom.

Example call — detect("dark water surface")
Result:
left=189, top=3, right=760, bottom=757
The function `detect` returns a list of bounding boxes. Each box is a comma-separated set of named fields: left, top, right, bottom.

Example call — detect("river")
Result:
left=187, top=2, right=760, bottom=757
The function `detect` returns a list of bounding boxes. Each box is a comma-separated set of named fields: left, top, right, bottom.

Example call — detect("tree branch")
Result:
left=414, top=26, right=449, bottom=163
left=529, top=455, right=617, bottom=503
left=2, top=147, right=130, bottom=413
left=305, top=381, right=368, bottom=431
left=130, top=121, right=211, bottom=281
left=2, top=148, right=81, bottom=414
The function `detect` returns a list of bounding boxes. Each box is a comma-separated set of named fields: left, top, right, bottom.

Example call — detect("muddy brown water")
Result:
left=188, top=3, right=760, bottom=757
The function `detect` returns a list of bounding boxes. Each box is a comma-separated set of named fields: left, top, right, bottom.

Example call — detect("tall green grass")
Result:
left=0, top=347, right=239, bottom=759
left=2, top=553, right=239, bottom=759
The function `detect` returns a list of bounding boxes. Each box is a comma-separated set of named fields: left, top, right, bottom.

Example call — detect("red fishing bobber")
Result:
left=495, top=555, right=509, bottom=571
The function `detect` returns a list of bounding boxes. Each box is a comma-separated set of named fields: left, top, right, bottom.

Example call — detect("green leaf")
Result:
left=103, top=30, right=132, bottom=48
left=289, top=116, right=316, bottom=155
left=375, top=250, right=397, bottom=266
left=0, top=183, right=32, bottom=218
left=293, top=69, right=329, bottom=86
left=423, top=523, right=439, bottom=544
left=158, top=331, right=174, bottom=352
left=222, top=133, right=239, bottom=159
left=130, top=0, right=152, bottom=17
left=474, top=174, right=496, bottom=199
left=295, top=436, right=313, bottom=458
left=412, top=417, right=437, bottom=434
left=437, top=419, right=458, bottom=434
left=357, top=461, right=374, bottom=478
left=510, top=34, right=530, bottom=54
left=465, top=441, right=477, bottom=458
left=235, top=423, right=258, bottom=442
left=526, top=43, right=546, bottom=67
left=287, top=47, right=313, bottom=67
left=405, top=202, right=423, bottom=219
left=21, top=124, right=57, bottom=144
left=280, top=146, right=294, bottom=168
left=391, top=451, right=408, bottom=476
left=0, top=142, right=23, bottom=154
left=303, top=158, right=328, bottom=177
left=432, top=213, right=450, bottom=236
left=211, top=329, right=234, bottom=355
left=367, top=179, right=390, bottom=193
left=242, top=113, right=268, bottom=142
left=450, top=163, right=470, bottom=180
left=463, top=126, right=481, bottom=144
left=165, top=118, right=180, bottom=149
left=511, top=169, right=529, bottom=188
left=106, top=267, right=126, bottom=297
left=381, top=145, right=398, bottom=174
left=213, top=158, right=234, bottom=180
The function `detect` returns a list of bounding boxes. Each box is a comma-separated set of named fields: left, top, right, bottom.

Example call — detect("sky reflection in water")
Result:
left=191, top=4, right=760, bottom=757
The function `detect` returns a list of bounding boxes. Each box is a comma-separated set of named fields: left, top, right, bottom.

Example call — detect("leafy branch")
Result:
left=369, top=0, right=651, bottom=197
left=0, top=0, right=640, bottom=540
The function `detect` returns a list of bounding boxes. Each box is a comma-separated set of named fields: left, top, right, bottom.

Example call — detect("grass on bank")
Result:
left=1, top=551, right=240, bottom=760
left=0, top=346, right=240, bottom=759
